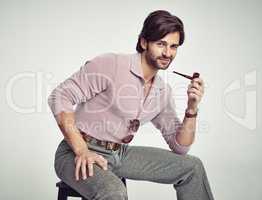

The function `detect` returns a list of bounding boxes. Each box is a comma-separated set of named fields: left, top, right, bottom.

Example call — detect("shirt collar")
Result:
left=130, top=53, right=165, bottom=89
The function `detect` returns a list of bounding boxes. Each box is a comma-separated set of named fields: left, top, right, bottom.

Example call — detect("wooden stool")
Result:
left=56, top=178, right=127, bottom=200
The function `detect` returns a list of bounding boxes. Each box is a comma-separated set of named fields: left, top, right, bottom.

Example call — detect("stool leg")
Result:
left=58, top=188, right=67, bottom=200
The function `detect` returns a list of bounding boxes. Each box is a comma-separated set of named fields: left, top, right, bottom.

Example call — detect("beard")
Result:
left=144, top=49, right=173, bottom=70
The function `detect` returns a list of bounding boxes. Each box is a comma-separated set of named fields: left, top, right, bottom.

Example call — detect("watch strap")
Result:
left=185, top=108, right=198, bottom=118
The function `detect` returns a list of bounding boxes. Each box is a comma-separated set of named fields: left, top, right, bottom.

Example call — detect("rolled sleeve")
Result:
left=151, top=85, right=191, bottom=155
left=47, top=53, right=116, bottom=122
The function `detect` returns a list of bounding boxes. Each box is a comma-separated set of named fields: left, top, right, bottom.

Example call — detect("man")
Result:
left=48, top=10, right=214, bottom=200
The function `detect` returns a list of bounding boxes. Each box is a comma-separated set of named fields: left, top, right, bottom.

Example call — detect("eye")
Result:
left=156, top=42, right=165, bottom=47
left=170, top=45, right=178, bottom=50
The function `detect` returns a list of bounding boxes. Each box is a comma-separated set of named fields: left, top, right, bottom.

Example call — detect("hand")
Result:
left=187, top=77, right=204, bottom=111
left=74, top=148, right=108, bottom=181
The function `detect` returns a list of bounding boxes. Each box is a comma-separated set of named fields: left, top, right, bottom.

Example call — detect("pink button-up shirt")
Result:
left=48, top=52, right=190, bottom=154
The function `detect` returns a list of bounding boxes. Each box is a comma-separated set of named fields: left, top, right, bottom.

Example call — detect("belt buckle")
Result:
left=106, top=142, right=121, bottom=151
left=105, top=142, right=113, bottom=150
left=86, top=136, right=119, bottom=151
left=114, top=143, right=120, bottom=151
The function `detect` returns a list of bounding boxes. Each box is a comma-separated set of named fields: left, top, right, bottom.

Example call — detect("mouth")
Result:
left=158, top=58, right=170, bottom=65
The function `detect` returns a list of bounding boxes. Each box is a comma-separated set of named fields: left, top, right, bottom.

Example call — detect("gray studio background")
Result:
left=1, top=0, right=261, bottom=199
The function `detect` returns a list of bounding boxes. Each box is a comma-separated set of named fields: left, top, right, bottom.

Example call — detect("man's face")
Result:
left=142, top=31, right=180, bottom=70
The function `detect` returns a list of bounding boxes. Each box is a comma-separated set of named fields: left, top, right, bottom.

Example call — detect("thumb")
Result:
left=74, top=156, right=78, bottom=164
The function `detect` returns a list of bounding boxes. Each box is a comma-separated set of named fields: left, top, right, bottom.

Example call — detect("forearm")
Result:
left=56, top=111, right=88, bottom=155
left=175, top=108, right=197, bottom=146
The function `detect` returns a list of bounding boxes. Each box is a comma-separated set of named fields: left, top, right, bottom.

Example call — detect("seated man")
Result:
left=48, top=10, right=215, bottom=200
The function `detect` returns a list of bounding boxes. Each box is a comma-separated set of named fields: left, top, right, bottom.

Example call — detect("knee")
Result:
left=106, top=189, right=128, bottom=200
left=173, top=155, right=205, bottom=187
left=187, top=155, right=205, bottom=174
left=100, top=182, right=128, bottom=200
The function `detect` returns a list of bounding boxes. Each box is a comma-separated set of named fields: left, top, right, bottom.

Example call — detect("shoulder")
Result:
left=84, top=52, right=117, bottom=66
left=82, top=53, right=119, bottom=76
left=84, top=52, right=132, bottom=68
left=81, top=52, right=135, bottom=81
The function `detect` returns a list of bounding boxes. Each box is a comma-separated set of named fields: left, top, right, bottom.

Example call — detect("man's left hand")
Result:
left=187, top=77, right=204, bottom=111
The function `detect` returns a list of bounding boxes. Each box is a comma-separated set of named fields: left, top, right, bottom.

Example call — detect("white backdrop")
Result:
left=1, top=0, right=261, bottom=199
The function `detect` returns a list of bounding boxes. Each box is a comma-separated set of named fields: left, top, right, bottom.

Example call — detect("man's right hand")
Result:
left=74, top=148, right=108, bottom=181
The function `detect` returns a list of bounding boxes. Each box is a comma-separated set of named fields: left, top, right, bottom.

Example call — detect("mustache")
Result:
left=158, top=57, right=172, bottom=61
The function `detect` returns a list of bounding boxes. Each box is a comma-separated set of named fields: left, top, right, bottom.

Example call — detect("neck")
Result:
left=141, top=52, right=158, bottom=83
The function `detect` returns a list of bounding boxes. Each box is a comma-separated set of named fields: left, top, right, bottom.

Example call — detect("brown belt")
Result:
left=80, top=131, right=122, bottom=151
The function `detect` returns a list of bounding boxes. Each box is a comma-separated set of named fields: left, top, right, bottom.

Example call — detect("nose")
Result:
left=162, top=47, right=172, bottom=58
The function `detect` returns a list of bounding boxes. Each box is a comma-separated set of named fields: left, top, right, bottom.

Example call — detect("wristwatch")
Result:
left=185, top=108, right=198, bottom=118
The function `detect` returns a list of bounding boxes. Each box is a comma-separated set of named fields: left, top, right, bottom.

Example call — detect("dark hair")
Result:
left=136, top=10, right=185, bottom=53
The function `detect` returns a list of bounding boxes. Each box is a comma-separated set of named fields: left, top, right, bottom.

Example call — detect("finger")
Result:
left=191, top=78, right=204, bottom=86
left=87, top=160, right=94, bottom=177
left=191, top=82, right=203, bottom=91
left=188, top=90, right=202, bottom=101
left=81, top=159, right=87, bottom=180
left=190, top=82, right=201, bottom=90
left=100, top=156, right=108, bottom=170
left=188, top=93, right=199, bottom=100
left=75, top=157, right=82, bottom=181
left=189, top=83, right=204, bottom=93
left=188, top=82, right=204, bottom=94
left=188, top=89, right=201, bottom=98
left=188, top=88, right=202, bottom=96
left=96, top=156, right=108, bottom=170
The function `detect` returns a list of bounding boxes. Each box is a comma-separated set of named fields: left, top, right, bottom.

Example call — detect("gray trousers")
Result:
left=54, top=139, right=215, bottom=200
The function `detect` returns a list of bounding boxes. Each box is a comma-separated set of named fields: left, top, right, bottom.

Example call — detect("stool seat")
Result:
left=56, top=178, right=127, bottom=200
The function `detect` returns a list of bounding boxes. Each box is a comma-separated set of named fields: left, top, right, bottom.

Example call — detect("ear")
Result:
left=140, top=37, right=148, bottom=50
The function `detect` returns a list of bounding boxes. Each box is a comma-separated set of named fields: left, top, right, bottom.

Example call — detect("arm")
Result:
left=174, top=108, right=197, bottom=146
left=56, top=111, right=87, bottom=156
left=175, top=77, right=204, bottom=146
left=55, top=111, right=109, bottom=180
left=151, top=78, right=204, bottom=155
left=48, top=54, right=116, bottom=179
left=151, top=87, right=190, bottom=155
left=48, top=55, right=114, bottom=125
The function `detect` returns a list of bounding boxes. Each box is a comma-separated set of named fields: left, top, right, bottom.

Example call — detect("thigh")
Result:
left=115, top=145, right=199, bottom=184
left=54, top=140, right=127, bottom=199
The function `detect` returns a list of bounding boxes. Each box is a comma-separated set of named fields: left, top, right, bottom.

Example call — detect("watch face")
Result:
left=121, top=135, right=134, bottom=143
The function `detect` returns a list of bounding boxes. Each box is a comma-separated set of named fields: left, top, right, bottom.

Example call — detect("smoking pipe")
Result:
left=172, top=71, right=200, bottom=80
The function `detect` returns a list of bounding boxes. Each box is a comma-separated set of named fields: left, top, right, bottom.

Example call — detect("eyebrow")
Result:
left=157, top=40, right=179, bottom=47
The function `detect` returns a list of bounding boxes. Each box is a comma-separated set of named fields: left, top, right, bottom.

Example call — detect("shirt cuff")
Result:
left=172, top=136, right=191, bottom=155
left=48, top=98, right=74, bottom=124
